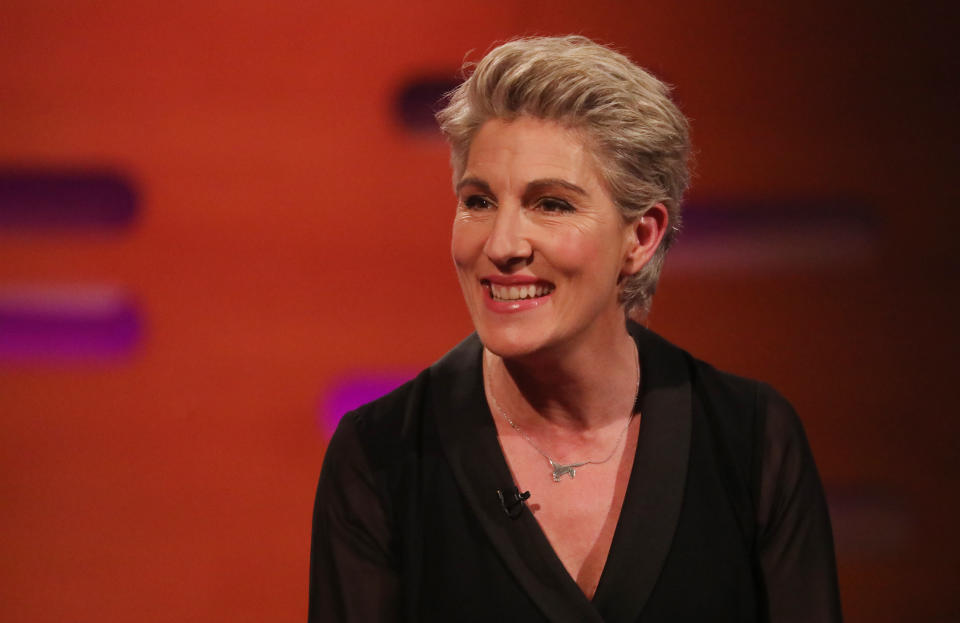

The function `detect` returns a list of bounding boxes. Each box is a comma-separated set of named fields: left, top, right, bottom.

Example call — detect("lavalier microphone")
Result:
left=497, top=486, right=531, bottom=519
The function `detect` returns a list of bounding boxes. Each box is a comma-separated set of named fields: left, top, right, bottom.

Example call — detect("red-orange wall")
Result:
left=1, top=2, right=957, bottom=621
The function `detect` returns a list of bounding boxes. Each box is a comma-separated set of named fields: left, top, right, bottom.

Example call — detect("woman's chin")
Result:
left=475, top=326, right=551, bottom=361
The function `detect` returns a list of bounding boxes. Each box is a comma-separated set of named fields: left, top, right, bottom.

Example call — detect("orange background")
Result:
left=1, top=1, right=958, bottom=621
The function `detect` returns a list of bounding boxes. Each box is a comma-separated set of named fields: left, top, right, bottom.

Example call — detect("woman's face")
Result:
left=451, top=116, right=639, bottom=359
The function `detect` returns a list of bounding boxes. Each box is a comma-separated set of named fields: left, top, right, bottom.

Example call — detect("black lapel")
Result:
left=429, top=334, right=605, bottom=623
left=591, top=323, right=694, bottom=621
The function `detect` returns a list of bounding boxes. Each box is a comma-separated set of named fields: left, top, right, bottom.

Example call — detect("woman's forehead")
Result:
left=462, top=117, right=603, bottom=192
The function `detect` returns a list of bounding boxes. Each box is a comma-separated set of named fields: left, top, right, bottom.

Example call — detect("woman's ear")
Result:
left=622, top=203, right=669, bottom=276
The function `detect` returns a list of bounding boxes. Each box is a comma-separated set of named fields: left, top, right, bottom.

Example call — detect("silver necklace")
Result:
left=485, top=341, right=640, bottom=482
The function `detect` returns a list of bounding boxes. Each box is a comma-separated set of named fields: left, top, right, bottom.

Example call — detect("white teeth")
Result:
left=488, top=283, right=554, bottom=301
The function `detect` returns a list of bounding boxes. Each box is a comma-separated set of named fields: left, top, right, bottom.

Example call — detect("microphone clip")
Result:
left=497, top=487, right=531, bottom=519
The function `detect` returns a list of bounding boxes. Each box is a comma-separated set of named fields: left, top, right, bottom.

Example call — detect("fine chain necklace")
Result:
left=485, top=341, right=640, bottom=482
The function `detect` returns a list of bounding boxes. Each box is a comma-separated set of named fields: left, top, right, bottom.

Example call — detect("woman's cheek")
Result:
left=547, top=230, right=598, bottom=271
left=451, top=221, right=486, bottom=269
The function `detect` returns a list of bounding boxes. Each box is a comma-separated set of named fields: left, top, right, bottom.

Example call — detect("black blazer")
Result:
left=309, top=324, right=841, bottom=622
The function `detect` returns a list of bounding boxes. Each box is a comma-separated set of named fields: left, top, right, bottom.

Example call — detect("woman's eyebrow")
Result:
left=524, top=178, right=588, bottom=197
left=455, top=177, right=493, bottom=195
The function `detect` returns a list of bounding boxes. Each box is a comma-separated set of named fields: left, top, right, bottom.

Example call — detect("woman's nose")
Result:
left=483, top=206, right=532, bottom=269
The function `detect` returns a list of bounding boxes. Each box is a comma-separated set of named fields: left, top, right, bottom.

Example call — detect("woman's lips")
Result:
left=480, top=279, right=554, bottom=312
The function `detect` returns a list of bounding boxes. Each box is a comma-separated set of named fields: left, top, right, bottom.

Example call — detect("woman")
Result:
left=310, top=36, right=841, bottom=622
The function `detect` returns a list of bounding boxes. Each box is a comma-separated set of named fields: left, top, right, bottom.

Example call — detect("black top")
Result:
left=309, top=324, right=842, bottom=622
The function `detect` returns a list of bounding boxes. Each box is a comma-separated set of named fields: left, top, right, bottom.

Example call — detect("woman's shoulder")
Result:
left=331, top=332, right=484, bottom=470
left=349, top=333, right=480, bottom=422
left=328, top=369, right=433, bottom=478
left=685, top=348, right=804, bottom=445
left=346, top=370, right=430, bottom=435
left=632, top=323, right=792, bottom=416
left=632, top=323, right=807, bottom=472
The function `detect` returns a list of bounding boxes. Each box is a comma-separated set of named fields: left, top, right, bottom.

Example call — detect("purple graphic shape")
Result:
left=0, top=287, right=141, bottom=361
left=0, top=169, right=138, bottom=229
left=681, top=197, right=875, bottom=234
left=668, top=197, right=879, bottom=271
left=319, top=372, right=415, bottom=434
left=394, top=75, right=460, bottom=133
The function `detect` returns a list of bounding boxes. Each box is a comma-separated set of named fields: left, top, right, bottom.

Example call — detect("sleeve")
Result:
left=754, top=385, right=843, bottom=622
left=308, top=413, right=401, bottom=623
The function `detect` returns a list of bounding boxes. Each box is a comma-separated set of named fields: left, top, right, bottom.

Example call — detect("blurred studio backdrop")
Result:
left=1, top=1, right=957, bottom=621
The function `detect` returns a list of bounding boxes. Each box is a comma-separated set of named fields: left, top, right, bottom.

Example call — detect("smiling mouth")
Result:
left=482, top=281, right=555, bottom=301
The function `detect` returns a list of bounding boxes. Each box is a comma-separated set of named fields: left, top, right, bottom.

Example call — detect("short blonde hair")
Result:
left=436, top=35, right=691, bottom=316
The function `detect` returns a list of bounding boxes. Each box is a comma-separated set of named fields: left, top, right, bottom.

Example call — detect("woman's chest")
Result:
left=406, top=440, right=760, bottom=623
left=496, top=420, right=641, bottom=598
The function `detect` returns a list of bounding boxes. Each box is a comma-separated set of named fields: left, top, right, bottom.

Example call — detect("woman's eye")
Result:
left=462, top=195, right=493, bottom=210
left=537, top=197, right=574, bottom=213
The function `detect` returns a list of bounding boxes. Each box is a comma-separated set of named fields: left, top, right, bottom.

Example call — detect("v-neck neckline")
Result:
left=429, top=323, right=693, bottom=623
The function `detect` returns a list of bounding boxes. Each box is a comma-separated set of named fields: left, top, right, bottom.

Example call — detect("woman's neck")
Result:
left=484, top=328, right=639, bottom=432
